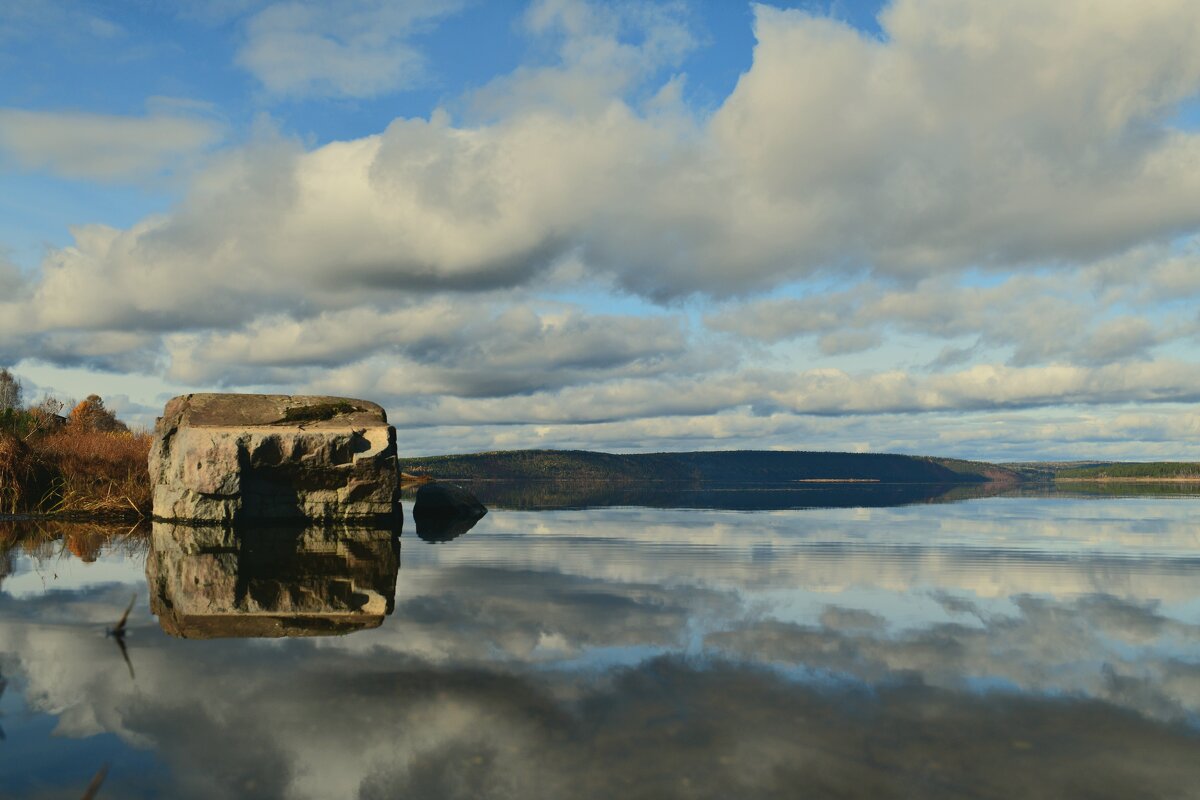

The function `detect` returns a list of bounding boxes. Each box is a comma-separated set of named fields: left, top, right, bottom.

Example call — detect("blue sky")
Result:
left=2, top=0, right=1199, bottom=459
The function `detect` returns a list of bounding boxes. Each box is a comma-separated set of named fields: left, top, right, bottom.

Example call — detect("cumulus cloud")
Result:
left=15, top=0, right=1200, bottom=318
left=0, top=108, right=222, bottom=181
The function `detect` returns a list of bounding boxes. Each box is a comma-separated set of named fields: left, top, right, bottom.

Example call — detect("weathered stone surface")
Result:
left=150, top=393, right=399, bottom=522
left=146, top=522, right=399, bottom=638
left=412, top=482, right=487, bottom=542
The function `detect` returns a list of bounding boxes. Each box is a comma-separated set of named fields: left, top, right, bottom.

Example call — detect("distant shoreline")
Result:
left=398, top=449, right=1021, bottom=485
left=1055, top=477, right=1200, bottom=483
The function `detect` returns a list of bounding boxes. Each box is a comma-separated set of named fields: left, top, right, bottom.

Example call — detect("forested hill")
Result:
left=1055, top=462, right=1200, bottom=479
left=399, top=450, right=1023, bottom=484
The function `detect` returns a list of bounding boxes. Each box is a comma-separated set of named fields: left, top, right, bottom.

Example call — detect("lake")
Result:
left=2, top=484, right=1199, bottom=798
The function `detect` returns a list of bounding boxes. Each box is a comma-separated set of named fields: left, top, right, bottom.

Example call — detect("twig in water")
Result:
left=81, top=763, right=109, bottom=800
left=108, top=594, right=135, bottom=638
left=106, top=594, right=137, bottom=682
left=114, top=635, right=135, bottom=682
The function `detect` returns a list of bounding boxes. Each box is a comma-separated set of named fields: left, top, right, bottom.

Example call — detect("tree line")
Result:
left=0, top=367, right=127, bottom=437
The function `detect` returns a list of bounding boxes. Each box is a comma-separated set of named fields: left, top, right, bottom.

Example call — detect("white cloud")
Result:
left=0, top=2, right=125, bottom=45
left=308, top=358, right=1200, bottom=427
left=0, top=108, right=221, bottom=181
left=0, top=255, right=23, bottom=297
left=706, top=260, right=1200, bottom=368
left=162, top=301, right=695, bottom=397
left=236, top=0, right=465, bottom=98
left=468, top=0, right=696, bottom=117
left=614, top=405, right=1120, bottom=461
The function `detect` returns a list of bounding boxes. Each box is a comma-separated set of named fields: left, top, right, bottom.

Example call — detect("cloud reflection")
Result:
left=0, top=496, right=1198, bottom=798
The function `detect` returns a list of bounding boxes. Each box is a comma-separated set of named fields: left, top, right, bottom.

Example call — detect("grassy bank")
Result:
left=0, top=426, right=151, bottom=519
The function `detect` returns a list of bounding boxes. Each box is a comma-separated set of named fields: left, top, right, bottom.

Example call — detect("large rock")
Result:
left=150, top=393, right=399, bottom=523
left=147, top=522, right=399, bottom=638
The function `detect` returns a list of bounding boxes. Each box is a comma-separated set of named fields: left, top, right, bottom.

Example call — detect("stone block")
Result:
left=150, top=393, right=399, bottom=522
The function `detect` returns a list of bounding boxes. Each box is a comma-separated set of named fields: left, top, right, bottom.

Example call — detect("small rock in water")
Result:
left=412, top=483, right=487, bottom=542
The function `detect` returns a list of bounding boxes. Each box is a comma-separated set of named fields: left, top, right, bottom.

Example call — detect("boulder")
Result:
left=150, top=393, right=399, bottom=523
left=147, top=522, right=399, bottom=638
left=412, top=483, right=487, bottom=542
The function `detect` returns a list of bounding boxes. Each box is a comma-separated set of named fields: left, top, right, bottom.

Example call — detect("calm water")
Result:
left=1, top=485, right=1199, bottom=799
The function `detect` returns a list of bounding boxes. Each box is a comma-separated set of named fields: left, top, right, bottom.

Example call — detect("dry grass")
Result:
left=0, top=427, right=151, bottom=518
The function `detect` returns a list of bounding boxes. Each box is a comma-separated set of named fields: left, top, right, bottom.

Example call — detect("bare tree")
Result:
left=35, top=396, right=64, bottom=417
left=0, top=368, right=21, bottom=411
left=23, top=395, right=66, bottom=438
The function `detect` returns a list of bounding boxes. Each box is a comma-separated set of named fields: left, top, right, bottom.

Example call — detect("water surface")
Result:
left=1, top=487, right=1198, bottom=798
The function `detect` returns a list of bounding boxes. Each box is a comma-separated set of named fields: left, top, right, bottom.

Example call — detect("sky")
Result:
left=1, top=0, right=1199, bottom=459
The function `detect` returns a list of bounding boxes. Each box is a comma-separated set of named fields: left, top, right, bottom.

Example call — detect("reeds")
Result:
left=0, top=427, right=151, bottom=518
left=0, top=434, right=53, bottom=515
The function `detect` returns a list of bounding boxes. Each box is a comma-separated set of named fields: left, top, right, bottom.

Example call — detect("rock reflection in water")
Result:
left=146, top=523, right=399, bottom=638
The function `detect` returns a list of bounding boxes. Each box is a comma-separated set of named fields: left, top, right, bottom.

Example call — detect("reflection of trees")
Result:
left=403, top=479, right=1200, bottom=511
left=66, top=530, right=106, bottom=562
left=1047, top=481, right=1200, bottom=498
left=0, top=546, right=12, bottom=591
left=0, top=521, right=148, bottom=572
left=406, top=480, right=1012, bottom=512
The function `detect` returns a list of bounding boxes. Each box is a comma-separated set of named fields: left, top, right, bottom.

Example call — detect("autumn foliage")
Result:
left=68, top=394, right=129, bottom=433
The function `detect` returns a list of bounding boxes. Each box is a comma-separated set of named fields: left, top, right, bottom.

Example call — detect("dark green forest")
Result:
left=1056, top=462, right=1200, bottom=479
